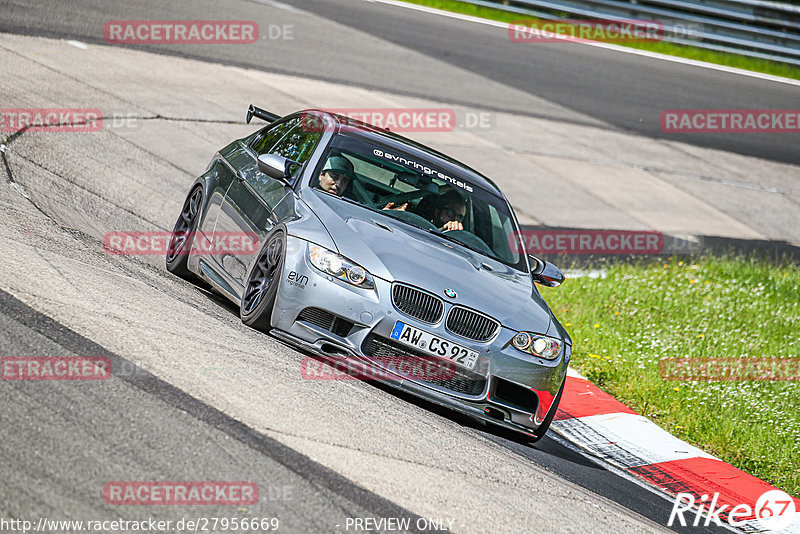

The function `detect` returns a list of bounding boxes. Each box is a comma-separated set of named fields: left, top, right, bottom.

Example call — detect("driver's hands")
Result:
left=383, top=202, right=408, bottom=211
left=440, top=221, right=463, bottom=232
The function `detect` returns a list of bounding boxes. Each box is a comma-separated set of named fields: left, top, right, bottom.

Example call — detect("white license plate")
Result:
left=390, top=321, right=479, bottom=371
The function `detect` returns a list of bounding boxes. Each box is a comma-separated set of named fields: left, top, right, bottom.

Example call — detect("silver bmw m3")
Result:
left=166, top=106, right=572, bottom=441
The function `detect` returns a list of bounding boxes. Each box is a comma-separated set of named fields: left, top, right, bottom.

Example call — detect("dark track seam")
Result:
left=0, top=288, right=428, bottom=533
left=2, top=129, right=28, bottom=184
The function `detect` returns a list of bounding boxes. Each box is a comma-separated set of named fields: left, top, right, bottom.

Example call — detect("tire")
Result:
left=240, top=230, right=285, bottom=332
left=527, top=378, right=565, bottom=443
left=166, top=186, right=204, bottom=281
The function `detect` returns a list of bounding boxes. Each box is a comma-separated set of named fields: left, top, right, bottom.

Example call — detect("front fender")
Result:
left=283, top=196, right=338, bottom=252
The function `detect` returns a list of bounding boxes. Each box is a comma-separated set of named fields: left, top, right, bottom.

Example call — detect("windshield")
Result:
left=310, top=134, right=526, bottom=271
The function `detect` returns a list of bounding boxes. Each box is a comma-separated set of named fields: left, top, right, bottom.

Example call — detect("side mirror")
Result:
left=529, top=255, right=565, bottom=288
left=257, top=153, right=299, bottom=184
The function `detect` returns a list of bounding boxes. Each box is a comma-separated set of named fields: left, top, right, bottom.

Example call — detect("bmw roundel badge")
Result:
left=443, top=288, right=457, bottom=299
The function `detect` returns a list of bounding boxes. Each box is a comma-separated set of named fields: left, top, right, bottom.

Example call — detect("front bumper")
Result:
left=272, top=236, right=569, bottom=435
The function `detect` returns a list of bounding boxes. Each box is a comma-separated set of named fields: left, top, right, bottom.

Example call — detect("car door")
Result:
left=195, top=150, right=240, bottom=251
left=215, top=115, right=323, bottom=291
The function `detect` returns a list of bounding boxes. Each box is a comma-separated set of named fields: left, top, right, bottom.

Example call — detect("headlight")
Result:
left=510, top=332, right=562, bottom=360
left=308, top=244, right=374, bottom=289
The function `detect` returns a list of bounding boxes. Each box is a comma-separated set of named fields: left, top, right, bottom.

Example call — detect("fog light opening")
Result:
left=484, top=406, right=505, bottom=421
left=320, top=343, right=349, bottom=357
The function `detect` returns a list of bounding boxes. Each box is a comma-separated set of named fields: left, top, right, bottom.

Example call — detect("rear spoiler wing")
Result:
left=246, top=105, right=281, bottom=124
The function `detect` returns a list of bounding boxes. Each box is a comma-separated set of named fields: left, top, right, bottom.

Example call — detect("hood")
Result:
left=303, top=190, right=554, bottom=333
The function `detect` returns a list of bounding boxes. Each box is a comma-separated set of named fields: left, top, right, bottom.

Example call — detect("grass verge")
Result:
left=402, top=0, right=800, bottom=80
left=539, top=256, right=800, bottom=497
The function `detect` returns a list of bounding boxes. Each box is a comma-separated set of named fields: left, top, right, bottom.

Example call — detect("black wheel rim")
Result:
left=242, top=235, right=283, bottom=315
left=167, top=188, right=202, bottom=263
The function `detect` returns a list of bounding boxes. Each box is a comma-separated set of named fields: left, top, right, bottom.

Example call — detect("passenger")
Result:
left=429, top=190, right=467, bottom=232
left=385, top=190, right=467, bottom=232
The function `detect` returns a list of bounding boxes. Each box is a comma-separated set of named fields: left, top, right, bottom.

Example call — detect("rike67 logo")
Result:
left=669, top=489, right=796, bottom=530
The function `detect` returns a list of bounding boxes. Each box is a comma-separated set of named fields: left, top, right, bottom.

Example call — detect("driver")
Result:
left=317, top=155, right=354, bottom=197
left=431, top=190, right=467, bottom=232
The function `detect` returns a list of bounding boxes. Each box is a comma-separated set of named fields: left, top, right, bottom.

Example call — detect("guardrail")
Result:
left=466, top=0, right=800, bottom=66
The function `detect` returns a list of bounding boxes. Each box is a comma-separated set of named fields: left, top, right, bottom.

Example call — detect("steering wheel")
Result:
left=381, top=208, right=438, bottom=230
left=370, top=190, right=427, bottom=210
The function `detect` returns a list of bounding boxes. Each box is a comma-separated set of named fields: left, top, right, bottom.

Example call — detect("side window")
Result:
left=251, top=118, right=300, bottom=155
left=270, top=117, right=322, bottom=163
left=269, top=116, right=323, bottom=176
left=245, top=116, right=323, bottom=204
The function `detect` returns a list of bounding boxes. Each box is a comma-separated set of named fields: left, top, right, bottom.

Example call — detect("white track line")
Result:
left=65, top=40, right=88, bottom=50
left=566, top=366, right=587, bottom=379
left=554, top=374, right=800, bottom=533
left=553, top=412, right=718, bottom=467
left=364, top=0, right=800, bottom=87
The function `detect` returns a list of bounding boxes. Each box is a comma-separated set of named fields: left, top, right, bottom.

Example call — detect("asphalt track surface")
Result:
left=1, top=0, right=799, bottom=164
left=0, top=290, right=430, bottom=533
left=0, top=267, right=724, bottom=534
left=0, top=0, right=788, bottom=532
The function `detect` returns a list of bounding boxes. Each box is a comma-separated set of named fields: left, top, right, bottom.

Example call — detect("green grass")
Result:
left=539, top=256, right=800, bottom=497
left=403, top=0, right=800, bottom=80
